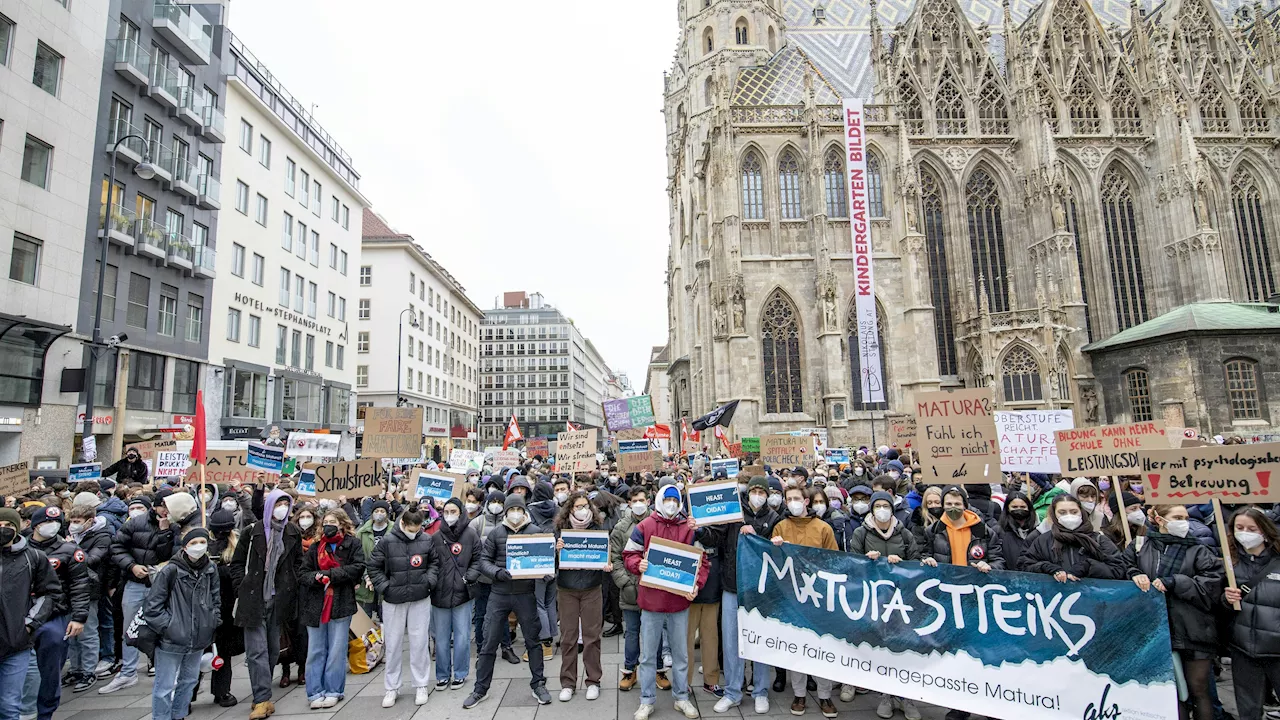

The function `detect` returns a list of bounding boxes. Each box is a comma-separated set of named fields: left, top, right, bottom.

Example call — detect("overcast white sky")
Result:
left=228, top=1, right=676, bottom=386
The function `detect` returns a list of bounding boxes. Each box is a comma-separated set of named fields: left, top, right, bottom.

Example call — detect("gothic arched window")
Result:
left=1200, top=83, right=1230, bottom=133
left=1100, top=167, right=1149, bottom=330
left=735, top=18, right=749, bottom=45
left=1001, top=345, right=1043, bottom=403
left=935, top=70, right=967, bottom=135
left=1240, top=82, right=1270, bottom=135
left=1111, top=79, right=1143, bottom=134
left=1231, top=169, right=1278, bottom=301
left=741, top=151, right=764, bottom=220
left=778, top=149, right=803, bottom=219
left=899, top=74, right=925, bottom=134
left=966, top=168, right=1011, bottom=313
left=1062, top=184, right=1096, bottom=341
left=703, top=27, right=714, bottom=54
left=977, top=82, right=1009, bottom=134
left=761, top=291, right=803, bottom=414
left=703, top=77, right=713, bottom=107
left=847, top=301, right=888, bottom=411
left=921, top=169, right=958, bottom=376
left=1125, top=368, right=1153, bottom=421
left=868, top=152, right=885, bottom=217
left=1068, top=78, right=1101, bottom=134
left=824, top=148, right=847, bottom=218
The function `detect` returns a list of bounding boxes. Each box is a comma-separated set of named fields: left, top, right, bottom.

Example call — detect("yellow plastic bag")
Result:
left=347, top=625, right=384, bottom=674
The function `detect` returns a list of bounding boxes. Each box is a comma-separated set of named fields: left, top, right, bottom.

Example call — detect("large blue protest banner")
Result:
left=736, top=534, right=1177, bottom=720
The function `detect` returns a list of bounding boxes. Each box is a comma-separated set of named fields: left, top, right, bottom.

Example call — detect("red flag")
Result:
left=503, top=414, right=523, bottom=450
left=714, top=425, right=731, bottom=451
left=191, top=389, right=207, bottom=465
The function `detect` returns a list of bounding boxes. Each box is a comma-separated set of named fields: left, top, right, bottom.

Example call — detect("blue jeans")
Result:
left=305, top=616, right=352, bottom=701
left=0, top=650, right=32, bottom=720
left=431, top=601, right=473, bottom=683
left=67, top=608, right=100, bottom=676
left=622, top=609, right=665, bottom=673
left=721, top=592, right=769, bottom=703
left=639, top=609, right=689, bottom=705
left=22, top=614, right=68, bottom=720
left=119, top=581, right=147, bottom=678
left=152, top=647, right=202, bottom=720
left=97, top=595, right=114, bottom=665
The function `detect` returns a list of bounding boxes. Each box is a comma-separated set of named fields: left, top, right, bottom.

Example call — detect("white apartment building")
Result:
left=204, top=34, right=368, bottom=456
left=0, top=0, right=108, bottom=466
left=359, top=209, right=482, bottom=458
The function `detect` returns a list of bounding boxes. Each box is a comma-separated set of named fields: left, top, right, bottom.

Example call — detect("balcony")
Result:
left=167, top=232, right=194, bottom=271
left=149, top=62, right=180, bottom=110
left=136, top=218, right=168, bottom=262
left=174, top=86, right=203, bottom=128
left=193, top=244, right=216, bottom=279
left=169, top=156, right=198, bottom=198
left=104, top=117, right=146, bottom=164
left=149, top=143, right=174, bottom=183
left=196, top=174, right=220, bottom=210
left=199, top=104, right=225, bottom=143
left=97, top=204, right=137, bottom=248
left=111, top=38, right=150, bottom=86
left=152, top=0, right=213, bottom=65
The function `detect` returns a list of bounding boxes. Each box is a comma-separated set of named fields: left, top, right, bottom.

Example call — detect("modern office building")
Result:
left=73, top=0, right=228, bottom=456
left=359, top=210, right=482, bottom=459
left=203, top=34, right=367, bottom=455
left=0, top=0, right=110, bottom=466
left=478, top=292, right=616, bottom=446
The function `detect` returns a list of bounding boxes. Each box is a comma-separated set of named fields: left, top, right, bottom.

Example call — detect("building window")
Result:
left=1001, top=345, right=1043, bottom=403
left=357, top=331, right=369, bottom=353
left=92, top=262, right=118, bottom=322
left=847, top=301, right=888, bottom=411
left=741, top=151, right=764, bottom=220
left=735, top=19, right=749, bottom=44
left=703, top=26, right=713, bottom=54
left=307, top=281, right=317, bottom=318
left=185, top=294, right=203, bottom=342
left=761, top=291, right=803, bottom=414
left=921, top=169, right=957, bottom=377
left=977, top=80, right=1010, bottom=134
left=1199, top=83, right=1230, bottom=133
left=325, top=340, right=333, bottom=367
left=32, top=42, right=62, bottom=95
left=280, top=377, right=322, bottom=423
left=278, top=269, right=290, bottom=307
left=0, top=14, right=12, bottom=67
left=340, top=251, right=348, bottom=275
left=158, top=285, right=178, bottom=336
left=127, top=273, right=149, bottom=328
left=342, top=205, right=350, bottom=230
left=226, top=367, right=267, bottom=419
left=21, top=135, right=52, bottom=189
left=1112, top=80, right=1143, bottom=134
left=290, top=330, right=301, bottom=367
left=255, top=194, right=268, bottom=225
left=823, top=148, right=847, bottom=218
left=126, top=351, right=164, bottom=411
left=337, top=297, right=346, bottom=321
left=312, top=180, right=321, bottom=216
left=227, top=308, right=241, bottom=342
left=1226, top=359, right=1262, bottom=420
left=282, top=212, right=293, bottom=251
left=332, top=196, right=340, bottom=222
left=172, top=359, right=198, bottom=415
left=360, top=266, right=372, bottom=286
left=1100, top=166, right=1149, bottom=331
left=231, top=244, right=245, bottom=277
left=966, top=168, right=1010, bottom=313
left=248, top=314, right=261, bottom=348
left=309, top=230, right=319, bottom=266
left=899, top=74, right=924, bottom=134
left=867, top=152, right=885, bottom=218
left=293, top=275, right=304, bottom=313
left=1240, top=82, right=1270, bottom=135
left=778, top=149, right=803, bottom=219
left=1231, top=169, right=1277, bottom=302
left=359, top=299, right=370, bottom=319
left=935, top=69, right=967, bottom=134
left=235, top=182, right=249, bottom=213
left=251, top=254, right=264, bottom=286
left=336, top=345, right=344, bottom=370
left=285, top=158, right=296, bottom=196
left=305, top=334, right=315, bottom=371
left=299, top=170, right=310, bottom=207
left=357, top=365, right=369, bottom=387
left=1125, top=368, right=1153, bottom=422
left=9, top=234, right=40, bottom=285
left=275, top=325, right=287, bottom=365
left=240, top=120, right=253, bottom=153
left=258, top=135, right=271, bottom=167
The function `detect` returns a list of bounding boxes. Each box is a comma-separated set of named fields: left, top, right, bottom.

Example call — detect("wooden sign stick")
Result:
left=1211, top=499, right=1241, bottom=611
left=1114, top=479, right=1132, bottom=547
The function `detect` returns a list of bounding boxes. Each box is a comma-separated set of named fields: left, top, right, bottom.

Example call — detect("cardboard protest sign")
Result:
left=313, top=459, right=384, bottom=500
left=154, top=450, right=190, bottom=479
left=741, top=437, right=761, bottom=454
left=618, top=450, right=661, bottom=474
left=603, top=395, right=656, bottom=432
left=641, top=537, right=703, bottom=594
left=557, top=429, right=598, bottom=473
left=729, top=443, right=745, bottom=459
left=0, top=461, right=29, bottom=497
left=492, top=449, right=520, bottom=468
left=888, top=415, right=918, bottom=448
left=135, top=439, right=177, bottom=471
left=362, top=407, right=424, bottom=459
left=914, top=389, right=1001, bottom=483
left=995, top=410, right=1074, bottom=474
left=710, top=458, right=740, bottom=478
left=415, top=470, right=464, bottom=504
left=506, top=534, right=557, bottom=578
left=559, top=530, right=610, bottom=570
left=687, top=480, right=744, bottom=526
left=203, top=450, right=253, bottom=485
left=614, top=427, right=648, bottom=450
left=1138, top=441, right=1280, bottom=503
left=760, top=435, right=816, bottom=467
left=525, top=437, right=550, bottom=459
left=247, top=442, right=284, bottom=473
left=69, top=463, right=102, bottom=482
left=1056, top=421, right=1167, bottom=475
left=448, top=449, right=485, bottom=473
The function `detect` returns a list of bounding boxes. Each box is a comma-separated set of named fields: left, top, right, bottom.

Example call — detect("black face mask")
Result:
left=0, top=526, right=15, bottom=546
left=322, top=524, right=340, bottom=538
left=1008, top=508, right=1032, bottom=521
left=928, top=507, right=944, bottom=520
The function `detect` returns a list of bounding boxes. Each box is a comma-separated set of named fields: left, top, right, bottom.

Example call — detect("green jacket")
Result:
left=610, top=510, right=648, bottom=612
left=1033, top=486, right=1066, bottom=523
left=354, top=518, right=380, bottom=604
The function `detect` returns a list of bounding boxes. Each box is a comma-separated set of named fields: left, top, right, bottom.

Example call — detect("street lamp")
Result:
left=80, top=134, right=157, bottom=459
left=395, top=308, right=420, bottom=407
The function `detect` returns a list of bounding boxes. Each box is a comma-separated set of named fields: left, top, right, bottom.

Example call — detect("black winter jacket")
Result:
left=998, top=527, right=1041, bottom=572
left=298, top=534, right=365, bottom=626
left=71, top=523, right=113, bottom=599
left=700, top=502, right=780, bottom=593
left=102, top=457, right=149, bottom=484
left=479, top=520, right=541, bottom=595
left=110, top=512, right=174, bottom=585
left=369, top=524, right=440, bottom=605
left=212, top=533, right=245, bottom=657
left=923, top=513, right=1006, bottom=570
left=1124, top=534, right=1223, bottom=653
left=431, top=517, right=482, bottom=609
left=230, top=519, right=303, bottom=627
left=1020, top=531, right=1126, bottom=579
left=0, top=537, right=61, bottom=657
left=144, top=553, right=220, bottom=652
left=30, top=534, right=93, bottom=623
left=1228, top=548, right=1280, bottom=658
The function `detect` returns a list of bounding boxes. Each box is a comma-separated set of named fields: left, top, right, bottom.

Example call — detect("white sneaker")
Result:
left=755, top=697, right=771, bottom=714
left=586, top=685, right=600, bottom=701
left=320, top=696, right=340, bottom=708
left=416, top=687, right=430, bottom=706
left=382, top=691, right=397, bottom=709
left=310, top=698, right=326, bottom=710
left=635, top=703, right=656, bottom=720
left=839, top=685, right=855, bottom=703
left=876, top=695, right=893, bottom=719
left=675, top=699, right=701, bottom=719
left=900, top=699, right=921, bottom=720
left=559, top=688, right=573, bottom=702
left=714, top=697, right=740, bottom=713
left=93, top=660, right=114, bottom=678
left=97, top=673, right=137, bottom=694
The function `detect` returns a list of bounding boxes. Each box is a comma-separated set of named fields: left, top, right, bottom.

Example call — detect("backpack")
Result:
left=123, top=605, right=159, bottom=656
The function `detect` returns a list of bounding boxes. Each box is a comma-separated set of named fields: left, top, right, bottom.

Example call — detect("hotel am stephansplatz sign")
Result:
left=844, top=98, right=884, bottom=405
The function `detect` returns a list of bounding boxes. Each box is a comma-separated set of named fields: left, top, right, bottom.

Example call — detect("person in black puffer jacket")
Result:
left=101, top=447, right=149, bottom=484
left=552, top=492, right=610, bottom=700
left=1020, top=494, right=1125, bottom=580
left=996, top=491, right=1040, bottom=572
left=65, top=504, right=112, bottom=692
left=431, top=499, right=481, bottom=690
left=207, top=510, right=243, bottom=708
left=1124, top=504, right=1222, bottom=720
left=101, top=495, right=173, bottom=692
left=526, top=480, right=559, bottom=661
left=368, top=509, right=438, bottom=708
left=26, top=505, right=92, bottom=720
left=1223, top=507, right=1280, bottom=720
left=298, top=509, right=365, bottom=708
left=145, top=528, right=220, bottom=720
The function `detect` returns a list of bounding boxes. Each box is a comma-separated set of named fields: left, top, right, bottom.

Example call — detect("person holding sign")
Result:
left=552, top=492, right=611, bottom=702
left=1124, top=505, right=1223, bottom=720
left=1020, top=495, right=1126, bottom=580
left=1223, top=508, right=1280, bottom=720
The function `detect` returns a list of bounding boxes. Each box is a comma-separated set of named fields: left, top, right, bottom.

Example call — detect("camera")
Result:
left=107, top=333, right=128, bottom=348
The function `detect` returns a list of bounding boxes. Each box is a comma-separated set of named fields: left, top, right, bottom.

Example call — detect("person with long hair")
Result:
left=207, top=510, right=243, bottom=707
left=430, top=499, right=481, bottom=691
left=299, top=510, right=365, bottom=709
left=910, top=487, right=943, bottom=550
left=1125, top=505, right=1222, bottom=720
left=996, top=491, right=1040, bottom=571
left=1223, top=507, right=1280, bottom=720
left=1020, top=495, right=1125, bottom=579
left=552, top=492, right=610, bottom=702
left=1104, top=491, right=1146, bottom=548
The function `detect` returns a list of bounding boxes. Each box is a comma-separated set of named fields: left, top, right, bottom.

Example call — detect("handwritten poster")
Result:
left=914, top=389, right=1001, bottom=484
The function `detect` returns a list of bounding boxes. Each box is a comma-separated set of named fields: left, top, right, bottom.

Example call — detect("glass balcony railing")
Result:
left=98, top=203, right=137, bottom=238
left=176, top=84, right=200, bottom=113
left=153, top=1, right=213, bottom=59
left=111, top=38, right=151, bottom=79
left=136, top=217, right=168, bottom=255
left=194, top=244, right=217, bottom=274
left=105, top=117, right=147, bottom=157
left=170, top=155, right=197, bottom=188
left=150, top=61, right=180, bottom=99
left=167, top=232, right=194, bottom=264
left=200, top=104, right=225, bottom=134
left=149, top=143, right=174, bottom=178
left=196, top=174, right=220, bottom=200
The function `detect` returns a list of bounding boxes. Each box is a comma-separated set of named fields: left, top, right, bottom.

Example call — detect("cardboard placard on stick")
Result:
left=313, top=459, right=385, bottom=500
left=204, top=450, right=254, bottom=485
left=1138, top=441, right=1280, bottom=504
left=888, top=415, right=918, bottom=448
left=557, top=429, right=598, bottom=473
left=0, top=461, right=29, bottom=498
left=759, top=435, right=816, bottom=467
left=1055, top=421, right=1167, bottom=475
left=914, top=388, right=1001, bottom=483
left=362, top=407, right=424, bottom=459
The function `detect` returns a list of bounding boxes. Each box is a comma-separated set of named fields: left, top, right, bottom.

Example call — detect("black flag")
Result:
left=691, top=400, right=740, bottom=432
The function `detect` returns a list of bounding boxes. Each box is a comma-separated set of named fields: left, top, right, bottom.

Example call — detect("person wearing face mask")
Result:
left=1223, top=507, right=1280, bottom=720
left=282, top=504, right=319, bottom=690
left=299, top=511, right=365, bottom=709
left=161, top=492, right=205, bottom=557
left=770, top=485, right=839, bottom=719
left=101, top=495, right=173, bottom=695
left=355, top=499, right=395, bottom=622
left=623, top=483, right=709, bottom=720
left=1020, top=495, right=1125, bottom=580
left=430, top=498, right=481, bottom=693
left=143, top=527, right=219, bottom=720
left=923, top=486, right=1002, bottom=573
left=102, top=447, right=149, bottom=484
left=523, top=480, right=561, bottom=663
left=471, top=490, right=518, bottom=664
left=464, top=493, right=554, bottom=709
left=808, top=487, right=847, bottom=552
left=229, top=489, right=301, bottom=719
left=368, top=509, right=439, bottom=708
left=996, top=491, right=1041, bottom=571
left=21, top=506, right=90, bottom=720
left=205, top=509, right=243, bottom=708
left=62, top=503, right=109, bottom=693
left=1067, top=478, right=1107, bottom=530
left=611, top=487, right=658, bottom=693
left=869, top=477, right=914, bottom=529
left=551, top=492, right=611, bottom=702
left=0, top=506, right=61, bottom=720
left=845, top=485, right=874, bottom=529
left=1125, top=504, right=1222, bottom=720
left=1103, top=490, right=1148, bottom=548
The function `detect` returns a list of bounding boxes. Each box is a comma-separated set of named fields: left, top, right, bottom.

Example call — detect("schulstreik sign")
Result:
left=844, top=99, right=885, bottom=405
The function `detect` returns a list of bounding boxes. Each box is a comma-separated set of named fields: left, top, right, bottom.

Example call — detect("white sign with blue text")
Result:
left=415, top=471, right=460, bottom=504
left=687, top=479, right=743, bottom=527
left=506, top=534, right=557, bottom=579
left=710, top=458, right=740, bottom=478
left=559, top=530, right=610, bottom=570
left=640, top=537, right=703, bottom=595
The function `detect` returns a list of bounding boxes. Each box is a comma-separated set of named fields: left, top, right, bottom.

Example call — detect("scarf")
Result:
left=317, top=534, right=344, bottom=624
left=870, top=516, right=898, bottom=540
left=1051, top=524, right=1103, bottom=560
left=569, top=512, right=593, bottom=530
left=1149, top=531, right=1197, bottom=580
left=264, top=517, right=287, bottom=600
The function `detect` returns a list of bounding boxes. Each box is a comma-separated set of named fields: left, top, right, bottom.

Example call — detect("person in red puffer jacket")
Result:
left=623, top=483, right=709, bottom=720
